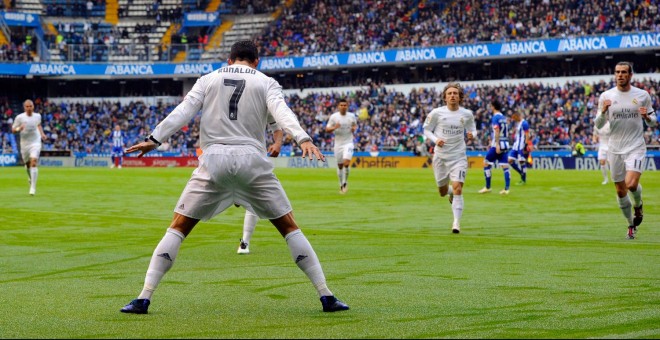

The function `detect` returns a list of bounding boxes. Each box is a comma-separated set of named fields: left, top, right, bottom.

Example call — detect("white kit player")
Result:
left=12, top=99, right=47, bottom=195
left=594, top=61, right=657, bottom=239
left=325, top=98, right=357, bottom=194
left=120, top=40, right=348, bottom=314
left=593, top=121, right=611, bottom=185
left=423, top=82, right=477, bottom=234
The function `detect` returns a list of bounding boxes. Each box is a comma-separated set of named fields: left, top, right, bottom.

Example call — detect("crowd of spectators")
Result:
left=257, top=0, right=660, bottom=56
left=1, top=78, right=658, bottom=157
left=5, top=0, right=658, bottom=63
left=1, top=99, right=197, bottom=155
left=45, top=0, right=104, bottom=18
left=0, top=31, right=37, bottom=62
left=230, top=0, right=283, bottom=15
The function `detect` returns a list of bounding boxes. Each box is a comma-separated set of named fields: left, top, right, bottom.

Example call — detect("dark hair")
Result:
left=230, top=40, right=259, bottom=63
left=338, top=97, right=348, bottom=103
left=491, top=99, right=502, bottom=111
left=616, top=61, right=634, bottom=74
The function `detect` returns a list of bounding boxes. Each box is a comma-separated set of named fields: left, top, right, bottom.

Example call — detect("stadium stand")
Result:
left=5, top=0, right=658, bottom=63
left=255, top=0, right=660, bottom=57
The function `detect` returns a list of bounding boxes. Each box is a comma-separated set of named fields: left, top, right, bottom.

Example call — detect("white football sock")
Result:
left=285, top=229, right=332, bottom=297
left=630, top=184, right=642, bottom=207
left=343, top=167, right=349, bottom=186
left=336, top=168, right=342, bottom=187
left=138, top=228, right=185, bottom=300
left=601, top=164, right=608, bottom=181
left=242, top=210, right=259, bottom=244
left=617, top=195, right=633, bottom=226
left=30, top=167, right=38, bottom=191
left=452, top=194, right=463, bottom=226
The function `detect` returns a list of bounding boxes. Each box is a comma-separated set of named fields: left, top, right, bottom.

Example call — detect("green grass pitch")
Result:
left=0, top=166, right=658, bottom=339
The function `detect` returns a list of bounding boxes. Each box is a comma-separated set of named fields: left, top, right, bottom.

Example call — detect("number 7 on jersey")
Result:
left=223, top=79, right=245, bottom=120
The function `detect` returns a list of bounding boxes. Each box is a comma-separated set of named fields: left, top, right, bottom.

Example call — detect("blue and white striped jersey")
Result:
left=511, top=119, right=529, bottom=151
left=490, top=112, right=509, bottom=150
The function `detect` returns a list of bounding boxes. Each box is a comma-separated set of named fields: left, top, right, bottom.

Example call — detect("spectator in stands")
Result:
left=86, top=0, right=93, bottom=17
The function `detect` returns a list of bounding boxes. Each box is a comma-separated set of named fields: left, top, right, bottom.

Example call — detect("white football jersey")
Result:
left=266, top=113, right=281, bottom=133
left=12, top=112, right=42, bottom=146
left=151, top=64, right=310, bottom=153
left=593, top=121, right=610, bottom=150
left=597, top=86, right=655, bottom=154
left=327, top=111, right=357, bottom=146
left=423, top=106, right=477, bottom=161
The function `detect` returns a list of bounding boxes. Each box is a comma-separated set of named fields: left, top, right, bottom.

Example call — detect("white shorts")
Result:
left=334, top=143, right=354, bottom=162
left=21, top=143, right=41, bottom=163
left=608, top=149, right=645, bottom=183
left=597, top=146, right=608, bottom=161
left=174, top=144, right=292, bottom=221
left=432, top=156, right=467, bottom=187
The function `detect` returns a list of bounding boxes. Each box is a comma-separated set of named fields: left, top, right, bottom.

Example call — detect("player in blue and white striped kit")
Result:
left=507, top=111, right=530, bottom=185
left=111, top=125, right=125, bottom=168
left=479, top=100, right=511, bottom=195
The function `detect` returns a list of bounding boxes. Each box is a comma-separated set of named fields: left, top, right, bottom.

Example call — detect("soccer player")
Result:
left=12, top=99, right=47, bottom=196
left=237, top=115, right=283, bottom=255
left=507, top=111, right=530, bottom=185
left=325, top=98, right=357, bottom=194
left=594, top=61, right=657, bottom=239
left=120, top=40, right=349, bottom=314
left=111, top=124, right=125, bottom=169
left=479, top=100, right=511, bottom=195
left=592, top=121, right=611, bottom=185
left=423, top=82, right=477, bottom=234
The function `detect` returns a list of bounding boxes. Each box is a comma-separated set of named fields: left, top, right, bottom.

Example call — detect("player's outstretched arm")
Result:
left=299, top=140, right=325, bottom=162
left=126, top=139, right=158, bottom=158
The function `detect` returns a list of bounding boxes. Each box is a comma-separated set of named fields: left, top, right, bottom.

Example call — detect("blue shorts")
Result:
left=508, top=149, right=525, bottom=162
left=112, top=146, right=124, bottom=157
left=485, top=147, right=508, bottom=165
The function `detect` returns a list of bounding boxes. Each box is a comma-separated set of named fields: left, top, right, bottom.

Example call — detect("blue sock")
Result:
left=503, top=167, right=510, bottom=189
left=484, top=165, right=492, bottom=189
left=521, top=163, right=527, bottom=182
left=510, top=162, right=522, bottom=175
